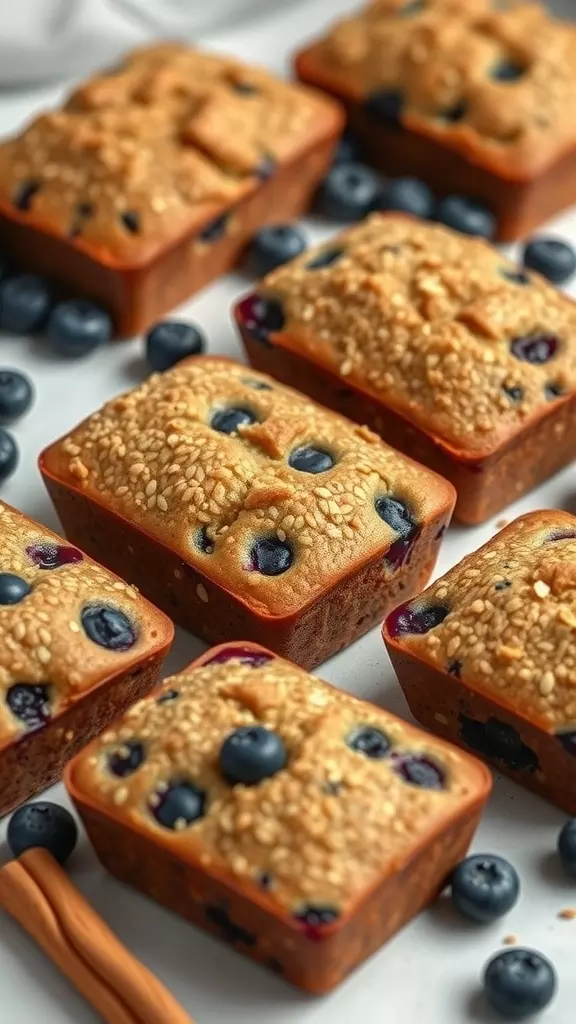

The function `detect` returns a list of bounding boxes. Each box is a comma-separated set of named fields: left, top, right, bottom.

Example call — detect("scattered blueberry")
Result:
left=256, top=154, right=277, bottom=181
left=13, top=180, right=40, bottom=211
left=459, top=714, right=539, bottom=773
left=332, top=132, right=360, bottom=166
left=0, top=274, right=52, bottom=334
left=448, top=659, right=462, bottom=677
left=557, top=818, right=576, bottom=878
left=6, top=683, right=51, bottom=730
left=510, top=332, right=559, bottom=365
left=157, top=688, right=179, bottom=704
left=503, top=384, right=523, bottom=402
left=0, top=370, right=34, bottom=425
left=364, top=89, right=404, bottom=129
left=0, top=573, right=31, bottom=604
left=294, top=905, right=340, bottom=933
left=248, top=537, right=293, bottom=576
left=376, top=496, right=418, bottom=541
left=316, top=163, right=382, bottom=223
left=305, top=247, right=345, bottom=270
left=387, top=601, right=450, bottom=636
left=145, top=319, right=205, bottom=372
left=151, top=781, right=206, bottom=829
left=108, top=740, right=145, bottom=778
left=500, top=267, right=530, bottom=286
left=288, top=445, right=334, bottom=474
left=483, top=949, right=557, bottom=1021
left=198, top=213, right=229, bottom=244
left=204, top=646, right=273, bottom=668
left=440, top=99, right=468, bottom=123
left=47, top=299, right=112, bottom=357
left=205, top=905, right=255, bottom=946
left=236, top=293, right=285, bottom=344
left=435, top=195, right=496, bottom=239
left=211, top=406, right=258, bottom=434
left=544, top=381, right=564, bottom=400
left=120, top=210, right=140, bottom=234
left=7, top=801, right=78, bottom=864
left=196, top=526, right=215, bottom=553
left=494, top=580, right=512, bottom=591
left=0, top=429, right=19, bottom=483
left=450, top=854, right=520, bottom=923
left=26, top=543, right=83, bottom=569
left=391, top=752, right=445, bottom=789
left=219, top=725, right=287, bottom=785
left=248, top=225, right=307, bottom=276
left=378, top=177, right=434, bottom=220
left=522, top=237, right=576, bottom=285
left=81, top=605, right=137, bottom=651
left=348, top=726, right=390, bottom=759
left=491, top=60, right=526, bottom=82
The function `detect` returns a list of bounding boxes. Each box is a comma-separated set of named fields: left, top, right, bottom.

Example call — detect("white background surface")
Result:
left=0, top=2, right=575, bottom=1021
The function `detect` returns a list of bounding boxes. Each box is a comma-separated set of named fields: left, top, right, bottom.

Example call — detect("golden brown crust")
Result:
left=262, top=214, right=576, bottom=457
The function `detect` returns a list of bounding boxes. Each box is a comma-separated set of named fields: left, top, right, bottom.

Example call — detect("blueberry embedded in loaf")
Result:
left=383, top=510, right=576, bottom=814
left=65, top=642, right=491, bottom=993
left=235, top=214, right=576, bottom=524
left=0, top=500, right=173, bottom=818
left=39, top=356, right=455, bottom=669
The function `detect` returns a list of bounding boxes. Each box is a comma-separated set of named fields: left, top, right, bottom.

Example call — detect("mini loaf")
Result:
left=65, top=642, right=492, bottom=993
left=384, top=510, right=576, bottom=815
left=40, top=357, right=455, bottom=669
left=0, top=500, right=173, bottom=818
left=295, top=0, right=576, bottom=241
left=235, top=214, right=576, bottom=524
left=0, top=43, right=343, bottom=336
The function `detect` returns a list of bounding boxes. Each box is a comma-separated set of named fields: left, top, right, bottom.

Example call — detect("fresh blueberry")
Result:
left=0, top=274, right=52, bottom=334
left=391, top=752, right=445, bottom=789
left=236, top=293, right=285, bottom=344
left=211, top=406, right=258, bottom=434
left=7, top=802, right=78, bottom=865
left=256, top=154, right=277, bottom=181
left=483, top=949, right=557, bottom=1020
left=500, top=267, right=530, bottom=286
left=293, top=905, right=340, bottom=932
left=13, top=179, right=40, bottom=211
left=364, top=89, right=404, bottom=129
left=196, top=526, right=215, bottom=553
left=435, top=195, right=496, bottom=239
left=219, top=725, right=287, bottom=785
left=450, top=854, right=520, bottom=923
left=495, top=580, right=512, bottom=591
left=544, top=381, right=564, bottom=400
left=316, top=163, right=382, bottom=223
left=288, top=445, right=334, bottom=474
left=376, top=496, right=419, bottom=567
left=348, top=726, right=390, bottom=759
left=0, top=573, right=31, bottom=604
left=81, top=605, right=137, bottom=651
left=6, top=683, right=51, bottom=730
left=491, top=60, right=526, bottom=82
left=248, top=225, right=307, bottom=276
left=108, top=740, right=145, bottom=778
left=198, top=213, right=229, bottom=243
left=26, top=542, right=83, bottom=569
left=332, top=132, right=360, bottom=166
left=558, top=819, right=576, bottom=877
left=204, top=646, right=273, bottom=668
left=47, top=299, right=112, bottom=356
left=510, top=332, right=559, bottom=365
left=305, top=248, right=345, bottom=270
left=503, top=385, right=523, bottom=402
left=157, top=688, right=179, bottom=704
left=378, top=177, right=434, bottom=220
left=387, top=601, right=450, bottom=636
left=248, top=537, right=293, bottom=576
left=120, top=210, right=140, bottom=234
left=151, top=781, right=206, bottom=829
left=0, top=429, right=19, bottom=483
left=522, top=237, right=576, bottom=285
left=459, top=714, right=539, bottom=773
left=145, top=320, right=205, bottom=372
left=0, top=370, right=34, bottom=425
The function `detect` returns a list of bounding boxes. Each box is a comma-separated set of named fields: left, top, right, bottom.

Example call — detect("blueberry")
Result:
left=305, top=248, right=345, bottom=270
left=523, top=237, right=576, bottom=285
left=376, top=495, right=419, bottom=568
left=236, top=293, right=285, bottom=344
left=145, top=320, right=205, bottom=372
left=378, top=177, right=434, bottom=220
left=459, top=714, right=539, bottom=773
left=500, top=267, right=530, bottom=286
left=440, top=100, right=468, bottom=123
left=288, top=445, right=334, bottom=474
left=120, top=210, right=140, bottom=233
left=13, top=180, right=41, bottom=211
left=448, top=659, right=462, bottom=677
left=26, top=542, right=83, bottom=569
left=248, top=537, right=293, bottom=576
left=211, top=406, right=258, bottom=434
left=450, top=854, right=520, bottom=923
left=435, top=195, right=496, bottom=239
left=7, top=802, right=78, bottom=865
left=558, top=731, right=576, bottom=757
left=0, top=573, right=31, bottom=604
left=483, top=949, right=557, bottom=1020
left=205, top=905, right=256, bottom=945
left=364, top=89, right=404, bottom=129
left=332, top=132, right=360, bottom=166
left=6, top=683, right=51, bottom=730
left=204, top=646, right=273, bottom=668
left=347, top=726, right=390, bottom=759
left=0, top=370, right=34, bottom=424
left=510, top=332, right=559, bottom=365
left=294, top=905, right=340, bottom=928
left=256, top=155, right=277, bottom=181
left=198, top=213, right=229, bottom=243
left=557, top=818, right=576, bottom=877
left=545, top=381, right=564, bottom=400
left=387, top=602, right=450, bottom=636
left=242, top=378, right=272, bottom=391
left=108, top=740, right=145, bottom=778
left=495, top=580, right=512, bottom=591
left=391, top=752, right=445, bottom=789
left=491, top=60, right=526, bottom=82
left=157, top=688, right=179, bottom=704
left=0, top=274, right=52, bottom=334
left=219, top=725, right=286, bottom=785
left=151, top=781, right=206, bottom=829
left=47, top=299, right=112, bottom=357
left=0, top=428, right=19, bottom=483
left=81, top=605, right=137, bottom=651
left=503, top=384, right=523, bottom=402
left=196, top=526, right=215, bottom=553
left=316, top=162, right=382, bottom=223
left=248, top=225, right=307, bottom=276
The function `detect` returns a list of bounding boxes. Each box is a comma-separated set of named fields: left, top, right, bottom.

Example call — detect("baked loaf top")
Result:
left=67, top=643, right=490, bottom=918
left=260, top=214, right=576, bottom=457
left=0, top=501, right=172, bottom=750
left=42, top=357, right=454, bottom=619
left=0, top=44, right=340, bottom=266
left=303, top=0, right=576, bottom=178
left=386, top=511, right=576, bottom=733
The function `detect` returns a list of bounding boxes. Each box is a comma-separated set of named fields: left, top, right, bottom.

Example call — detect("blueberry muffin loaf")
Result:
left=0, top=43, right=343, bottom=336
left=66, top=641, right=491, bottom=993
left=295, top=0, right=576, bottom=241
left=236, top=214, right=576, bottom=524
left=40, top=356, right=455, bottom=668
left=0, top=500, right=173, bottom=818
left=384, top=510, right=576, bottom=814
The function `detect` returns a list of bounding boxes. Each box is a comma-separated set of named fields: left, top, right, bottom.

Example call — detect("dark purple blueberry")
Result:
left=219, top=725, right=287, bottom=785
left=6, top=683, right=51, bottom=731
left=293, top=905, right=340, bottom=938
left=236, top=293, right=285, bottom=344
left=205, top=906, right=255, bottom=945
left=157, top=688, right=179, bottom=704
left=378, top=177, right=434, bottom=220
left=108, top=740, right=145, bottom=777
left=557, top=818, right=576, bottom=877
left=435, top=195, right=496, bottom=240
left=248, top=224, right=307, bottom=276
left=120, top=210, right=140, bottom=233
left=196, top=526, right=214, bottom=554
left=145, top=319, right=205, bottom=372
left=332, top=132, right=360, bottom=166
left=288, top=445, right=334, bottom=474
left=258, top=871, right=273, bottom=890
left=47, top=299, right=112, bottom=357
left=483, top=949, right=557, bottom=1021
left=7, top=801, right=77, bottom=865
left=500, top=267, right=530, bottom=286
left=316, top=162, right=382, bottom=223
left=204, top=645, right=273, bottom=668
left=211, top=406, right=258, bottom=434
left=306, top=247, right=345, bottom=270
left=558, top=731, right=576, bottom=757
left=198, top=213, right=229, bottom=243
left=440, top=99, right=468, bottom=123
left=459, top=714, right=539, bottom=773
left=510, top=332, right=559, bottom=365
left=347, top=725, right=390, bottom=759
left=448, top=659, right=462, bottom=677
left=248, top=537, right=293, bottom=576
left=376, top=495, right=420, bottom=568
left=81, top=605, right=137, bottom=651
left=151, top=781, right=206, bottom=829
left=242, top=378, right=272, bottom=390
left=364, top=89, right=404, bottom=129
left=0, top=274, right=52, bottom=334
left=256, top=154, right=277, bottom=181
left=495, top=580, right=512, bottom=591
left=491, top=60, right=526, bottom=82
left=0, top=573, right=31, bottom=604
left=391, top=752, right=445, bottom=789
left=387, top=601, right=450, bottom=637
left=450, top=854, right=520, bottom=923
left=13, top=180, right=40, bottom=211
left=26, top=543, right=83, bottom=569
left=69, top=201, right=94, bottom=237
left=0, top=428, right=18, bottom=482
left=523, top=236, right=576, bottom=285
left=544, top=381, right=564, bottom=400
left=503, top=384, right=523, bottom=402
left=0, top=370, right=34, bottom=425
